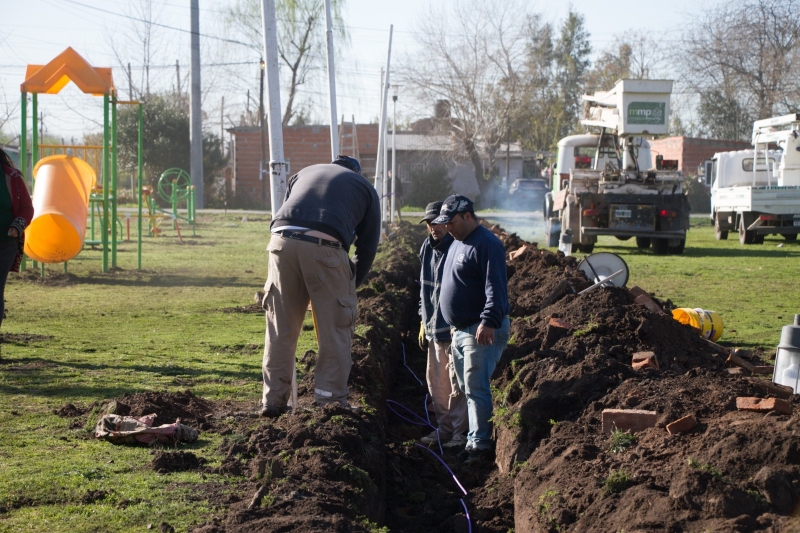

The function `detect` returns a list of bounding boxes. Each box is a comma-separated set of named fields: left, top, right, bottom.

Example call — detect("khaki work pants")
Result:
left=426, top=341, right=468, bottom=440
left=262, top=234, right=358, bottom=408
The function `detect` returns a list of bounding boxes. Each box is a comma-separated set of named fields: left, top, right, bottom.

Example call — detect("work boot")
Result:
left=259, top=405, right=290, bottom=418
left=463, top=448, right=493, bottom=465
left=443, top=433, right=467, bottom=449
left=420, top=429, right=450, bottom=445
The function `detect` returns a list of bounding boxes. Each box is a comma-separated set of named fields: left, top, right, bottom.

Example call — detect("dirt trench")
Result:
left=60, top=222, right=800, bottom=532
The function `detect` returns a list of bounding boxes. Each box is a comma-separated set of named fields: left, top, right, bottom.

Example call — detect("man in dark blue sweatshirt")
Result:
left=418, top=201, right=468, bottom=448
left=261, top=156, right=380, bottom=416
left=435, top=194, right=510, bottom=463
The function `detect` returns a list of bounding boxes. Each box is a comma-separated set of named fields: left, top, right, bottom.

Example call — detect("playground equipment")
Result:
left=20, top=47, right=145, bottom=272
left=24, top=155, right=95, bottom=263
left=153, top=168, right=197, bottom=236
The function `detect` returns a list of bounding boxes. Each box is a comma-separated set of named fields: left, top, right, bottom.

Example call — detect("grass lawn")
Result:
left=0, top=211, right=796, bottom=531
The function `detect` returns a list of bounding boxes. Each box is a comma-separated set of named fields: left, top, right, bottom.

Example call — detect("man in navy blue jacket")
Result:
left=418, top=201, right=468, bottom=448
left=435, top=194, right=510, bottom=463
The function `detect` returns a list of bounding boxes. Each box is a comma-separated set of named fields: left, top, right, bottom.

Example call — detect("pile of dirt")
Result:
left=151, top=450, right=206, bottom=473
left=107, top=390, right=216, bottom=428
left=193, top=223, right=423, bottom=532
left=460, top=227, right=800, bottom=532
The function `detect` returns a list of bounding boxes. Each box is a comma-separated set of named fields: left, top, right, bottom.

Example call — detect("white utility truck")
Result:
left=543, top=79, right=690, bottom=254
left=710, top=113, right=800, bottom=244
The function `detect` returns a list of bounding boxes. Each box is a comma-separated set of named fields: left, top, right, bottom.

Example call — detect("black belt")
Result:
left=279, top=230, right=342, bottom=249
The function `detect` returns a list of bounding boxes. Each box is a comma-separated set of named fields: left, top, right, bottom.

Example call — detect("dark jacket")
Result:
left=419, top=233, right=454, bottom=343
left=2, top=165, right=34, bottom=272
left=440, top=224, right=509, bottom=329
left=271, top=163, right=380, bottom=287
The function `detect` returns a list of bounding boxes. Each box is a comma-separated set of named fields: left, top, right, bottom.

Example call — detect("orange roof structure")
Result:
left=21, top=47, right=114, bottom=96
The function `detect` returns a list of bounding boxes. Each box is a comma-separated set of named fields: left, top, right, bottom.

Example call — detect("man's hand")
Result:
left=475, top=324, right=495, bottom=346
left=418, top=323, right=429, bottom=351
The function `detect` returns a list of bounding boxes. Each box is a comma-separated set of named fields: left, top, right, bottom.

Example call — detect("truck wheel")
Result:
left=714, top=216, right=728, bottom=240
left=754, top=234, right=765, bottom=244
left=668, top=239, right=686, bottom=255
left=580, top=244, right=594, bottom=253
left=738, top=214, right=756, bottom=245
left=614, top=236, right=632, bottom=241
left=652, top=238, right=669, bottom=255
left=783, top=233, right=797, bottom=242
left=635, top=237, right=651, bottom=249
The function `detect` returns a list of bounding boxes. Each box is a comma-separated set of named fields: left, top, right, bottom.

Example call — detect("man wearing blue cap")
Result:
left=434, top=194, right=510, bottom=463
left=261, top=156, right=381, bottom=416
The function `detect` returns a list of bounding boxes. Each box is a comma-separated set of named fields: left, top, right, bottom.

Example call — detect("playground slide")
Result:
left=24, top=155, right=95, bottom=263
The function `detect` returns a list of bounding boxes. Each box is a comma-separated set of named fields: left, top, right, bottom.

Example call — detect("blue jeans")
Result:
left=451, top=317, right=510, bottom=450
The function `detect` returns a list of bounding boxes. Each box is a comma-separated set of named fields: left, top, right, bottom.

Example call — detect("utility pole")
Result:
left=261, top=0, right=287, bottom=213
left=375, top=26, right=393, bottom=239
left=259, top=58, right=267, bottom=204
left=220, top=96, right=225, bottom=155
left=391, top=86, right=397, bottom=223
left=127, top=63, right=133, bottom=100
left=175, top=60, right=181, bottom=99
left=324, top=0, right=338, bottom=159
left=189, top=0, right=204, bottom=207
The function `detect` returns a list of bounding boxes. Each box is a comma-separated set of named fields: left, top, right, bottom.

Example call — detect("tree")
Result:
left=223, top=0, right=347, bottom=126
left=553, top=10, right=592, bottom=137
left=584, top=32, right=665, bottom=95
left=681, top=0, right=800, bottom=122
left=116, top=94, right=228, bottom=205
left=697, top=89, right=752, bottom=141
left=401, top=0, right=529, bottom=202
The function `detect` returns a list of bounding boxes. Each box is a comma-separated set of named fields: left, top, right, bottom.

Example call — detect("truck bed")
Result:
left=713, top=186, right=800, bottom=214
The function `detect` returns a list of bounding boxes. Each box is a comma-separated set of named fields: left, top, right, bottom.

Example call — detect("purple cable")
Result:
left=387, top=399, right=433, bottom=427
left=401, top=343, right=424, bottom=386
left=414, top=443, right=468, bottom=497
left=459, top=498, right=473, bottom=533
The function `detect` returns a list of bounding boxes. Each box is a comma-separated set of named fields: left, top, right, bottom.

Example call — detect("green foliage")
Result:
left=573, top=321, right=598, bottom=337
left=697, top=89, right=752, bottom=142
left=603, top=470, right=630, bottom=494
left=406, top=165, right=453, bottom=209
left=116, top=93, right=228, bottom=206
left=687, top=457, right=723, bottom=479
left=608, top=429, right=637, bottom=454
left=330, top=415, right=346, bottom=425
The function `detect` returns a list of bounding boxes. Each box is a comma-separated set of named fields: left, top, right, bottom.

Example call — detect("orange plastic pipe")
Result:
left=25, top=155, right=95, bottom=263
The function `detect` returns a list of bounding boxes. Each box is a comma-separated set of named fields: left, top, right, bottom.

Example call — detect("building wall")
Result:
left=649, top=137, right=752, bottom=176
left=230, top=124, right=379, bottom=204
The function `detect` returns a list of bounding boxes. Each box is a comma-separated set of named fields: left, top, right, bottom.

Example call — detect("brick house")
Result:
left=227, top=124, right=379, bottom=206
left=648, top=136, right=752, bottom=184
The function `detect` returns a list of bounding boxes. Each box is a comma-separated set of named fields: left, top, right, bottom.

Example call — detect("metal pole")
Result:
left=324, top=0, right=338, bottom=159
left=391, top=91, right=397, bottom=223
left=261, top=0, right=287, bottom=213
left=259, top=59, right=267, bottom=205
left=137, top=103, right=143, bottom=270
left=375, top=68, right=384, bottom=218
left=32, top=94, right=38, bottom=170
left=190, top=0, right=204, bottom=208
left=112, top=96, right=118, bottom=268
left=377, top=26, right=393, bottom=236
left=20, top=92, right=27, bottom=184
left=102, top=94, right=109, bottom=272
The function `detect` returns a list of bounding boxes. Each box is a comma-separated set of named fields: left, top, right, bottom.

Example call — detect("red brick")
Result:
left=631, top=351, right=659, bottom=370
left=549, top=317, right=571, bottom=330
left=602, top=409, right=659, bottom=434
left=666, top=415, right=697, bottom=435
left=736, top=397, right=792, bottom=415
left=726, top=353, right=755, bottom=373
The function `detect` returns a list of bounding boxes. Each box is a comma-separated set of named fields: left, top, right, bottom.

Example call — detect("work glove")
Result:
left=418, top=322, right=429, bottom=351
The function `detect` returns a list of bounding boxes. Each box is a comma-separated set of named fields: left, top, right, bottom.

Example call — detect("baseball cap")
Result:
left=332, top=155, right=361, bottom=174
left=419, top=201, right=444, bottom=224
left=431, top=194, right=474, bottom=224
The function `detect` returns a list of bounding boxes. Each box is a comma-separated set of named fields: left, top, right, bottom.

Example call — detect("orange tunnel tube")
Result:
left=24, top=155, right=95, bottom=263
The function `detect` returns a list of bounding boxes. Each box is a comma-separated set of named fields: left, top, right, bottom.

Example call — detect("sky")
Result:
left=1, top=0, right=704, bottom=143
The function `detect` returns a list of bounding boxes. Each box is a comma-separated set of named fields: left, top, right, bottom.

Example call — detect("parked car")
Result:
left=508, top=178, right=549, bottom=210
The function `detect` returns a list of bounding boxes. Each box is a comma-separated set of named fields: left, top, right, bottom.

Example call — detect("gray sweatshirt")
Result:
left=270, top=163, right=381, bottom=287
